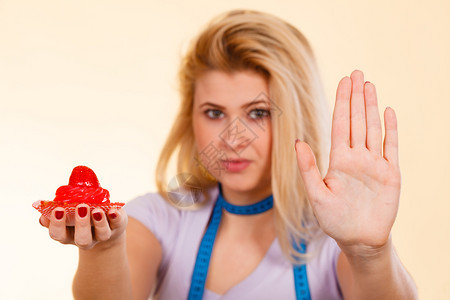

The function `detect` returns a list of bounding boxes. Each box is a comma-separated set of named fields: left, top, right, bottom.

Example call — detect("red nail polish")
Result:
left=78, top=207, right=88, bottom=218
left=55, top=210, right=64, bottom=220
left=93, top=212, right=102, bottom=221
left=109, top=212, right=117, bottom=219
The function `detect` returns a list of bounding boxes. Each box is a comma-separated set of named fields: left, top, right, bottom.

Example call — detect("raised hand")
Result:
left=295, top=70, right=401, bottom=254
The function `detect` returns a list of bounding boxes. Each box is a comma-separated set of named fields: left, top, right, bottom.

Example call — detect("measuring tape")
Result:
left=188, top=183, right=310, bottom=300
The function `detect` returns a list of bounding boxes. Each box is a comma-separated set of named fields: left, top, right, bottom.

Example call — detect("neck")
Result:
left=220, top=209, right=275, bottom=240
left=218, top=183, right=275, bottom=240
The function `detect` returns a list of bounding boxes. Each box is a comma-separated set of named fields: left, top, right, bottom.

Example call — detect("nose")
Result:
left=217, top=117, right=257, bottom=156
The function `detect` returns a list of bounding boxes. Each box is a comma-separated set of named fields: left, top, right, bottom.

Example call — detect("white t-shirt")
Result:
left=124, top=184, right=343, bottom=300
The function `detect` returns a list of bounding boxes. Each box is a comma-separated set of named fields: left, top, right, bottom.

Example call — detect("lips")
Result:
left=220, top=159, right=251, bottom=172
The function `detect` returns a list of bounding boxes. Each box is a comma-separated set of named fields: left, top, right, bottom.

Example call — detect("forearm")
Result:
left=72, top=234, right=133, bottom=300
left=343, top=238, right=417, bottom=300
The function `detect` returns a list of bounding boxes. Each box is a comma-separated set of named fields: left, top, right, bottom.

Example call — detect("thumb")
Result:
left=39, top=215, right=50, bottom=228
left=295, top=140, right=327, bottom=203
left=107, top=208, right=128, bottom=230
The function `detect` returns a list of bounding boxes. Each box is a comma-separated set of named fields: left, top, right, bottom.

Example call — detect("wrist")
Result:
left=339, top=236, right=394, bottom=273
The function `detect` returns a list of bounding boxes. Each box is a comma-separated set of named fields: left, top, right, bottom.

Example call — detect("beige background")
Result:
left=1, top=0, right=449, bottom=299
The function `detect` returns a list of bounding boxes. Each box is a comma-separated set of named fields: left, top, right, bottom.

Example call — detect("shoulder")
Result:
left=123, top=185, right=219, bottom=243
left=124, top=192, right=181, bottom=229
left=308, top=233, right=341, bottom=265
left=307, top=234, right=343, bottom=299
left=123, top=186, right=220, bottom=298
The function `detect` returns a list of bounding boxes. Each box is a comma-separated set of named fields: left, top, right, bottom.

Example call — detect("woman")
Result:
left=40, top=9, right=417, bottom=299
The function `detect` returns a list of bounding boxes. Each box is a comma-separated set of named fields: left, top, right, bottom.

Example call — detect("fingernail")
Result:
left=93, top=212, right=102, bottom=221
left=78, top=207, right=88, bottom=218
left=109, top=212, right=117, bottom=219
left=294, top=139, right=300, bottom=150
left=55, top=210, right=64, bottom=220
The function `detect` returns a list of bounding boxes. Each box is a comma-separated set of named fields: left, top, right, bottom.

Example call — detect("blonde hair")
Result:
left=155, top=9, right=331, bottom=264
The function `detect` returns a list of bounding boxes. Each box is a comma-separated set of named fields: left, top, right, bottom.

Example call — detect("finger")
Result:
left=107, top=208, right=128, bottom=231
left=92, top=209, right=111, bottom=242
left=331, top=76, right=352, bottom=150
left=364, top=82, right=382, bottom=154
left=295, top=140, right=328, bottom=204
left=39, top=215, right=50, bottom=228
left=350, top=70, right=366, bottom=148
left=383, top=107, right=399, bottom=166
left=74, top=204, right=93, bottom=249
left=48, top=208, right=68, bottom=243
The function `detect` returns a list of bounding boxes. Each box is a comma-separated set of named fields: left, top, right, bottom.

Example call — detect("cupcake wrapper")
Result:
left=33, top=200, right=125, bottom=226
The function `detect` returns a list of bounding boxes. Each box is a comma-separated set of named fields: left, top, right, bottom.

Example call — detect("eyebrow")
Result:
left=199, top=100, right=270, bottom=110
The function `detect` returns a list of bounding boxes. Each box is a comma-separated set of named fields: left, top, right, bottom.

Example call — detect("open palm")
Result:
left=296, top=70, right=401, bottom=252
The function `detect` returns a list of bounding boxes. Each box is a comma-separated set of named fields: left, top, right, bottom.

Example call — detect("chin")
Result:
left=218, top=175, right=260, bottom=192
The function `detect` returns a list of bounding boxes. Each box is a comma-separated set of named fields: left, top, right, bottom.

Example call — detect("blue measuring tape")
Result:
left=293, top=241, right=311, bottom=300
left=188, top=183, right=311, bottom=299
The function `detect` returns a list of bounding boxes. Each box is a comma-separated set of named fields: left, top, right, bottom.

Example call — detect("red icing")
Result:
left=53, top=166, right=110, bottom=204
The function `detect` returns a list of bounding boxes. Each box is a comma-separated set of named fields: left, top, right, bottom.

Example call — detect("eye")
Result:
left=248, top=108, right=270, bottom=119
left=204, top=109, right=224, bottom=119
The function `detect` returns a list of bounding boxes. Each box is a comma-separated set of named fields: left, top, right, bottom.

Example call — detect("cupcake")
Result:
left=33, top=166, right=124, bottom=226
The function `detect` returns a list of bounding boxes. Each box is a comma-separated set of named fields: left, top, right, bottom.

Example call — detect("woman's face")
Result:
left=192, top=69, right=272, bottom=196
